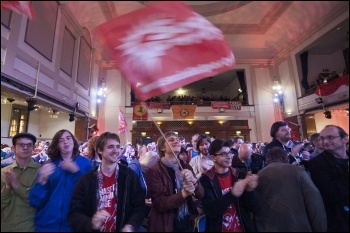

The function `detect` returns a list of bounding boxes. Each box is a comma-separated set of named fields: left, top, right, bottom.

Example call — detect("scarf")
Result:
left=161, top=157, right=189, bottom=220
left=97, top=164, right=119, bottom=210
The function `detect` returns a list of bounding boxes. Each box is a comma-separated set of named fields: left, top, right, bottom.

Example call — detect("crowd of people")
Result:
left=1, top=122, right=349, bottom=232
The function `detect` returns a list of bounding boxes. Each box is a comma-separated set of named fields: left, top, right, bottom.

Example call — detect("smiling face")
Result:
left=319, top=126, right=348, bottom=154
left=98, top=139, right=121, bottom=165
left=212, top=146, right=233, bottom=172
left=157, top=132, right=181, bottom=158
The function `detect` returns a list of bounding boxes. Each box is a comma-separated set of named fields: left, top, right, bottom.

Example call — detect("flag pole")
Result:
left=141, top=102, right=184, bottom=170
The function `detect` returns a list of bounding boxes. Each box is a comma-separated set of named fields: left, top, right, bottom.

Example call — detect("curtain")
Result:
left=236, top=71, right=248, bottom=105
left=300, top=51, right=310, bottom=90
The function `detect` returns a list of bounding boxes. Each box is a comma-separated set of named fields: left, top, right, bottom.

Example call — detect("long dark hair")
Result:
left=48, top=129, right=80, bottom=161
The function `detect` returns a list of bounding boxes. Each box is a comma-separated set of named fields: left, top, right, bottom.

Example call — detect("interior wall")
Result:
left=253, top=67, right=276, bottom=142
left=314, top=110, right=349, bottom=134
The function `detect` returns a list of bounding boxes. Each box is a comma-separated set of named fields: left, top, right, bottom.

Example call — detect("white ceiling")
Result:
left=1, top=1, right=349, bottom=104
left=58, top=1, right=349, bottom=92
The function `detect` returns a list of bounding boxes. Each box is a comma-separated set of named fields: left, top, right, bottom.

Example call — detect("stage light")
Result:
left=69, top=113, right=75, bottom=122
left=315, top=97, right=323, bottom=104
left=26, top=99, right=38, bottom=111
left=324, top=110, right=332, bottom=119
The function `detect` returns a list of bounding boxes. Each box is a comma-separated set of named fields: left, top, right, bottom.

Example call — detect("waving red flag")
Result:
left=1, top=1, right=34, bottom=20
left=118, top=108, right=127, bottom=134
left=94, top=1, right=235, bottom=101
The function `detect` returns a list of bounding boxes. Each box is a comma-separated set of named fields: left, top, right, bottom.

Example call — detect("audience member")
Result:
left=29, top=129, right=92, bottom=232
left=32, top=142, right=49, bottom=164
left=146, top=131, right=204, bottom=232
left=87, top=135, right=101, bottom=168
left=230, top=137, right=243, bottom=157
left=68, top=132, right=146, bottom=232
left=189, top=134, right=213, bottom=179
left=309, top=132, right=324, bottom=159
left=263, top=121, right=310, bottom=171
left=255, top=147, right=327, bottom=231
left=177, top=147, right=188, bottom=164
left=199, top=139, right=261, bottom=232
left=232, top=143, right=264, bottom=179
left=186, top=134, right=200, bottom=163
left=1, top=133, right=41, bottom=232
left=309, top=125, right=349, bottom=232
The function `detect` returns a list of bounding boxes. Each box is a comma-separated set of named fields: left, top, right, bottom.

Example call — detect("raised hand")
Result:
left=91, top=209, right=111, bottom=231
left=245, top=172, right=259, bottom=191
left=4, top=168, right=19, bottom=189
left=59, top=159, right=79, bottom=173
left=231, top=179, right=247, bottom=197
left=37, top=162, right=55, bottom=185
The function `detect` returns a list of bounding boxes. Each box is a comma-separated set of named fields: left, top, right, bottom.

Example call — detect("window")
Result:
left=9, top=105, right=28, bottom=137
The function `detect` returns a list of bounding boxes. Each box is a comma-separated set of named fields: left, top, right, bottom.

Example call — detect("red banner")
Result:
left=315, top=74, right=349, bottom=96
left=211, top=101, right=242, bottom=110
left=133, top=102, right=148, bottom=121
left=147, top=102, right=171, bottom=109
left=93, top=1, right=235, bottom=102
left=118, top=108, right=127, bottom=134
left=1, top=1, right=34, bottom=19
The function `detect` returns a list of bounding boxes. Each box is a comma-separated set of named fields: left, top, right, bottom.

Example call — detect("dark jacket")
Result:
left=262, top=138, right=308, bottom=169
left=231, top=153, right=264, bottom=179
left=68, top=164, right=147, bottom=232
left=146, top=160, right=204, bottom=232
left=309, top=150, right=349, bottom=232
left=255, top=162, right=327, bottom=232
left=199, top=167, right=261, bottom=232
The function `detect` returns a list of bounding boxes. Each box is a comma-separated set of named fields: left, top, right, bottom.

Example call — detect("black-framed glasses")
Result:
left=214, top=152, right=233, bottom=157
left=16, top=143, right=34, bottom=148
left=318, top=135, right=341, bottom=141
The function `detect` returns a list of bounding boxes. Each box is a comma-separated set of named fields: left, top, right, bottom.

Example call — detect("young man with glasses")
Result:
left=1, top=132, right=41, bottom=232
left=309, top=125, right=349, bottom=232
left=199, top=139, right=261, bottom=232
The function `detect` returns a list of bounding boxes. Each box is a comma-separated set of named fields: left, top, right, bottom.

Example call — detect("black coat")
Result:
left=309, top=150, right=349, bottom=232
left=68, top=164, right=147, bottom=232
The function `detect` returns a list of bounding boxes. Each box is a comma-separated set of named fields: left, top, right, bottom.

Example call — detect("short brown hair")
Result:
left=266, top=147, right=288, bottom=165
left=157, top=131, right=177, bottom=157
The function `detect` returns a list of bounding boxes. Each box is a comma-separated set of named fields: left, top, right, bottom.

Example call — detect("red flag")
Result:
left=93, top=1, right=235, bottom=101
left=118, top=108, right=127, bottom=134
left=1, top=1, right=34, bottom=20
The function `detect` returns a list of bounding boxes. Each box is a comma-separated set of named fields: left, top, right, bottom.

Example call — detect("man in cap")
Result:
left=1, top=132, right=41, bottom=232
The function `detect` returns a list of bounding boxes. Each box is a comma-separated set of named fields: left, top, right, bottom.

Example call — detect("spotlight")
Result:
left=7, top=98, right=15, bottom=103
left=315, top=97, right=323, bottom=104
left=324, top=110, right=332, bottom=119
left=69, top=113, right=75, bottom=122
left=26, top=99, right=38, bottom=111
